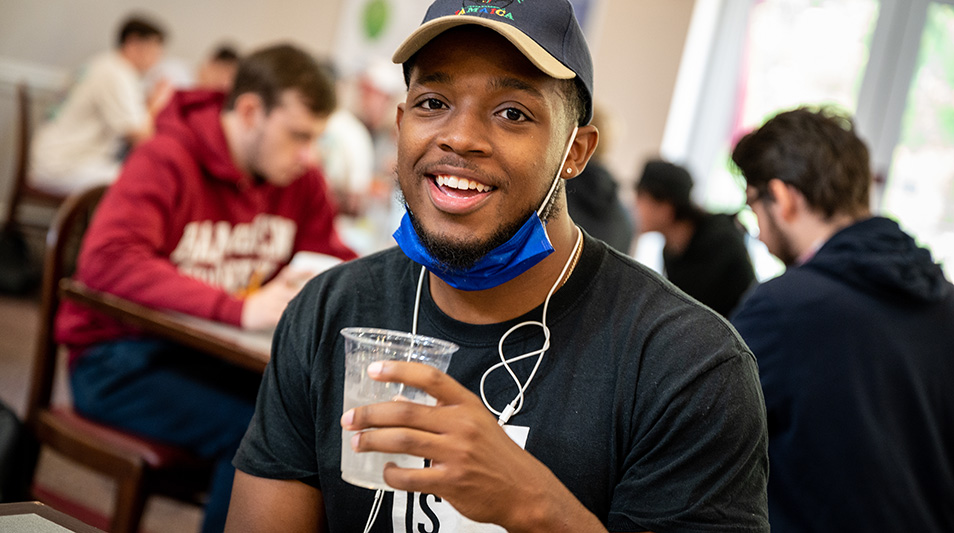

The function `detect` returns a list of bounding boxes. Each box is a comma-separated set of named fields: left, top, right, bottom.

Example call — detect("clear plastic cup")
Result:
left=340, top=327, right=458, bottom=491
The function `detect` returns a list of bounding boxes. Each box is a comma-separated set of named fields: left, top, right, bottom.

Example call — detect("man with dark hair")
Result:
left=730, top=106, right=954, bottom=532
left=226, top=1, right=769, bottom=532
left=634, top=159, right=756, bottom=317
left=30, top=14, right=172, bottom=194
left=116, top=15, right=166, bottom=46
left=57, top=43, right=356, bottom=532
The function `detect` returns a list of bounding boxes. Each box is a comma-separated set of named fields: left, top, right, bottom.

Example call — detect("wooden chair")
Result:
left=1, top=82, right=67, bottom=232
left=24, top=184, right=213, bottom=533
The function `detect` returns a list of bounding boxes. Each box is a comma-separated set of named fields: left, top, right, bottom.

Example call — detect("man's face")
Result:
left=634, top=192, right=673, bottom=234
left=395, top=26, right=573, bottom=268
left=127, top=36, right=164, bottom=73
left=248, top=90, right=327, bottom=187
left=747, top=186, right=798, bottom=266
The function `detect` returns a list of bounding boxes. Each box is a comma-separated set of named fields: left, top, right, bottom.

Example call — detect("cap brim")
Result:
left=392, top=17, right=576, bottom=80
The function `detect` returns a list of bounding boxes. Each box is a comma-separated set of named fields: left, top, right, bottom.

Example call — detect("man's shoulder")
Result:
left=84, top=51, right=138, bottom=83
left=304, top=247, right=411, bottom=292
left=588, top=239, right=739, bottom=334
left=131, top=132, right=200, bottom=173
left=732, top=266, right=838, bottom=326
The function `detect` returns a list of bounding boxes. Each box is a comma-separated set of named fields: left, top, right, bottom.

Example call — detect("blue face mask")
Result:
left=392, top=127, right=578, bottom=291
left=393, top=210, right=553, bottom=291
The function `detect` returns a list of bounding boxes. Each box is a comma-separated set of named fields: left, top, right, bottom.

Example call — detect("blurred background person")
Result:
left=634, top=159, right=756, bottom=317
left=29, top=15, right=173, bottom=195
left=56, top=44, right=356, bottom=533
left=564, top=104, right=634, bottom=253
left=313, top=60, right=374, bottom=219
left=324, top=58, right=409, bottom=256
left=146, top=43, right=241, bottom=93
left=730, top=106, right=954, bottom=533
left=196, top=44, right=241, bottom=92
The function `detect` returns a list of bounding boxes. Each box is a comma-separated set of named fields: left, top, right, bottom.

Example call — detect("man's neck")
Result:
left=428, top=215, right=580, bottom=324
left=220, top=113, right=250, bottom=176
left=793, top=210, right=867, bottom=261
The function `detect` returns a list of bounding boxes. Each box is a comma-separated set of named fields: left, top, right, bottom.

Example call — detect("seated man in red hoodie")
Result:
left=55, top=44, right=357, bottom=533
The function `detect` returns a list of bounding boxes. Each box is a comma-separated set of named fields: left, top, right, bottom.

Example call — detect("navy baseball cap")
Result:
left=392, top=0, right=594, bottom=125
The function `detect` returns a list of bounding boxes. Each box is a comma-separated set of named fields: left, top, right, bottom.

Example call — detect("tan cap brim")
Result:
left=392, top=17, right=576, bottom=80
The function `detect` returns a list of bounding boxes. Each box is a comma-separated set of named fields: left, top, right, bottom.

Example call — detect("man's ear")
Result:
left=767, top=178, right=801, bottom=222
left=563, top=124, right=599, bottom=179
left=395, top=102, right=405, bottom=133
left=233, top=93, right=265, bottom=129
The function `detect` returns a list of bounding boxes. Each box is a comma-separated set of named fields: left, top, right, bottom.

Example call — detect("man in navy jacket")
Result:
left=731, top=106, right=954, bottom=533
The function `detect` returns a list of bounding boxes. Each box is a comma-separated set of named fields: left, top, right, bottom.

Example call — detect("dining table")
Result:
left=0, top=501, right=104, bottom=533
left=59, top=279, right=272, bottom=373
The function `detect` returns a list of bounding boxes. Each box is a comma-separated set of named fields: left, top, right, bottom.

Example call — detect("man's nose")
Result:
left=437, top=109, right=492, bottom=156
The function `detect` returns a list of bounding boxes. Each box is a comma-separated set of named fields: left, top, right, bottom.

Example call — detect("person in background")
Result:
left=730, top=106, right=954, bottom=532
left=30, top=15, right=173, bottom=195
left=314, top=60, right=376, bottom=218
left=564, top=104, right=634, bottom=253
left=146, top=43, right=241, bottom=94
left=634, top=159, right=756, bottom=317
left=196, top=45, right=241, bottom=92
left=56, top=43, right=356, bottom=533
left=226, top=1, right=769, bottom=531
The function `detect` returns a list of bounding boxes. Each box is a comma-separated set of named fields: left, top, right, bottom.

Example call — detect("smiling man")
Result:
left=228, top=2, right=769, bottom=532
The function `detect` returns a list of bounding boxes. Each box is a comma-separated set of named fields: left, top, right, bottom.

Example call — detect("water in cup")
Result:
left=340, top=327, right=458, bottom=491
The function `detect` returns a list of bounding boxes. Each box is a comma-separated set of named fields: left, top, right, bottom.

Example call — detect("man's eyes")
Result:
left=412, top=98, right=529, bottom=122
left=498, top=107, right=528, bottom=122
left=418, top=98, right=446, bottom=110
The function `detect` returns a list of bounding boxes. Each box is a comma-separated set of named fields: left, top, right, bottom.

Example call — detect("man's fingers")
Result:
left=349, top=426, right=445, bottom=461
left=381, top=460, right=450, bottom=494
left=342, top=398, right=443, bottom=433
left=365, top=360, right=469, bottom=405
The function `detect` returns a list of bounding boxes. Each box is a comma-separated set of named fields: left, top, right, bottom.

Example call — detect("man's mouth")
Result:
left=434, top=174, right=495, bottom=195
left=423, top=170, right=498, bottom=214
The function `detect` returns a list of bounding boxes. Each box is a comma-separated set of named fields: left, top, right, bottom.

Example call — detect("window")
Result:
left=663, top=0, right=954, bottom=280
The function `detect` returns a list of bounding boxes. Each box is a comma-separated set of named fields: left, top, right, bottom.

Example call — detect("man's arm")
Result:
left=124, top=79, right=175, bottom=146
left=76, top=149, right=244, bottom=326
left=225, top=470, right=325, bottom=533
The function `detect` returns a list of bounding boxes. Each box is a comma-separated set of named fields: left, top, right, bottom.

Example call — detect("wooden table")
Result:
left=59, top=279, right=271, bottom=373
left=0, top=501, right=104, bottom=533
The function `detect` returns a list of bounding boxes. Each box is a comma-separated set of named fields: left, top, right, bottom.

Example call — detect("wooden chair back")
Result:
left=2, top=82, right=67, bottom=232
left=23, top=184, right=212, bottom=533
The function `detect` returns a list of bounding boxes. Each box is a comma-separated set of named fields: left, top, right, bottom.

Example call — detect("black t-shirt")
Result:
left=234, top=233, right=769, bottom=532
left=663, top=213, right=756, bottom=318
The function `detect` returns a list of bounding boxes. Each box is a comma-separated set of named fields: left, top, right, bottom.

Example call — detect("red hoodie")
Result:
left=56, top=90, right=357, bottom=360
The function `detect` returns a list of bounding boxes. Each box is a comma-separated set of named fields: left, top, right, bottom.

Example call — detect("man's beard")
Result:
left=399, top=181, right=563, bottom=272
left=760, top=206, right=798, bottom=266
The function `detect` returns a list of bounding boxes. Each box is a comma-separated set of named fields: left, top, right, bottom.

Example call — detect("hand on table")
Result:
left=340, top=361, right=607, bottom=533
left=240, top=266, right=312, bottom=331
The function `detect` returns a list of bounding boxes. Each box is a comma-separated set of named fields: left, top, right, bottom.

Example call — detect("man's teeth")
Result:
left=436, top=175, right=492, bottom=193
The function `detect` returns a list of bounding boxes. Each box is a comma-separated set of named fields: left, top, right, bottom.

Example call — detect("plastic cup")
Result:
left=340, top=327, right=458, bottom=491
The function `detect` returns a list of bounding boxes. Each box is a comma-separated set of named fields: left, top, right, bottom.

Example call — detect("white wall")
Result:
left=0, top=0, right=693, bottom=214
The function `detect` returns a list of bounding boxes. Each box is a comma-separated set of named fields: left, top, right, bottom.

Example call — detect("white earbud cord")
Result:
left=480, top=226, right=581, bottom=425
left=483, top=124, right=579, bottom=425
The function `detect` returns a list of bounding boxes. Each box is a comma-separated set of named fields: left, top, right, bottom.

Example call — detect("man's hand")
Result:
left=340, top=361, right=607, bottom=533
left=239, top=267, right=312, bottom=330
